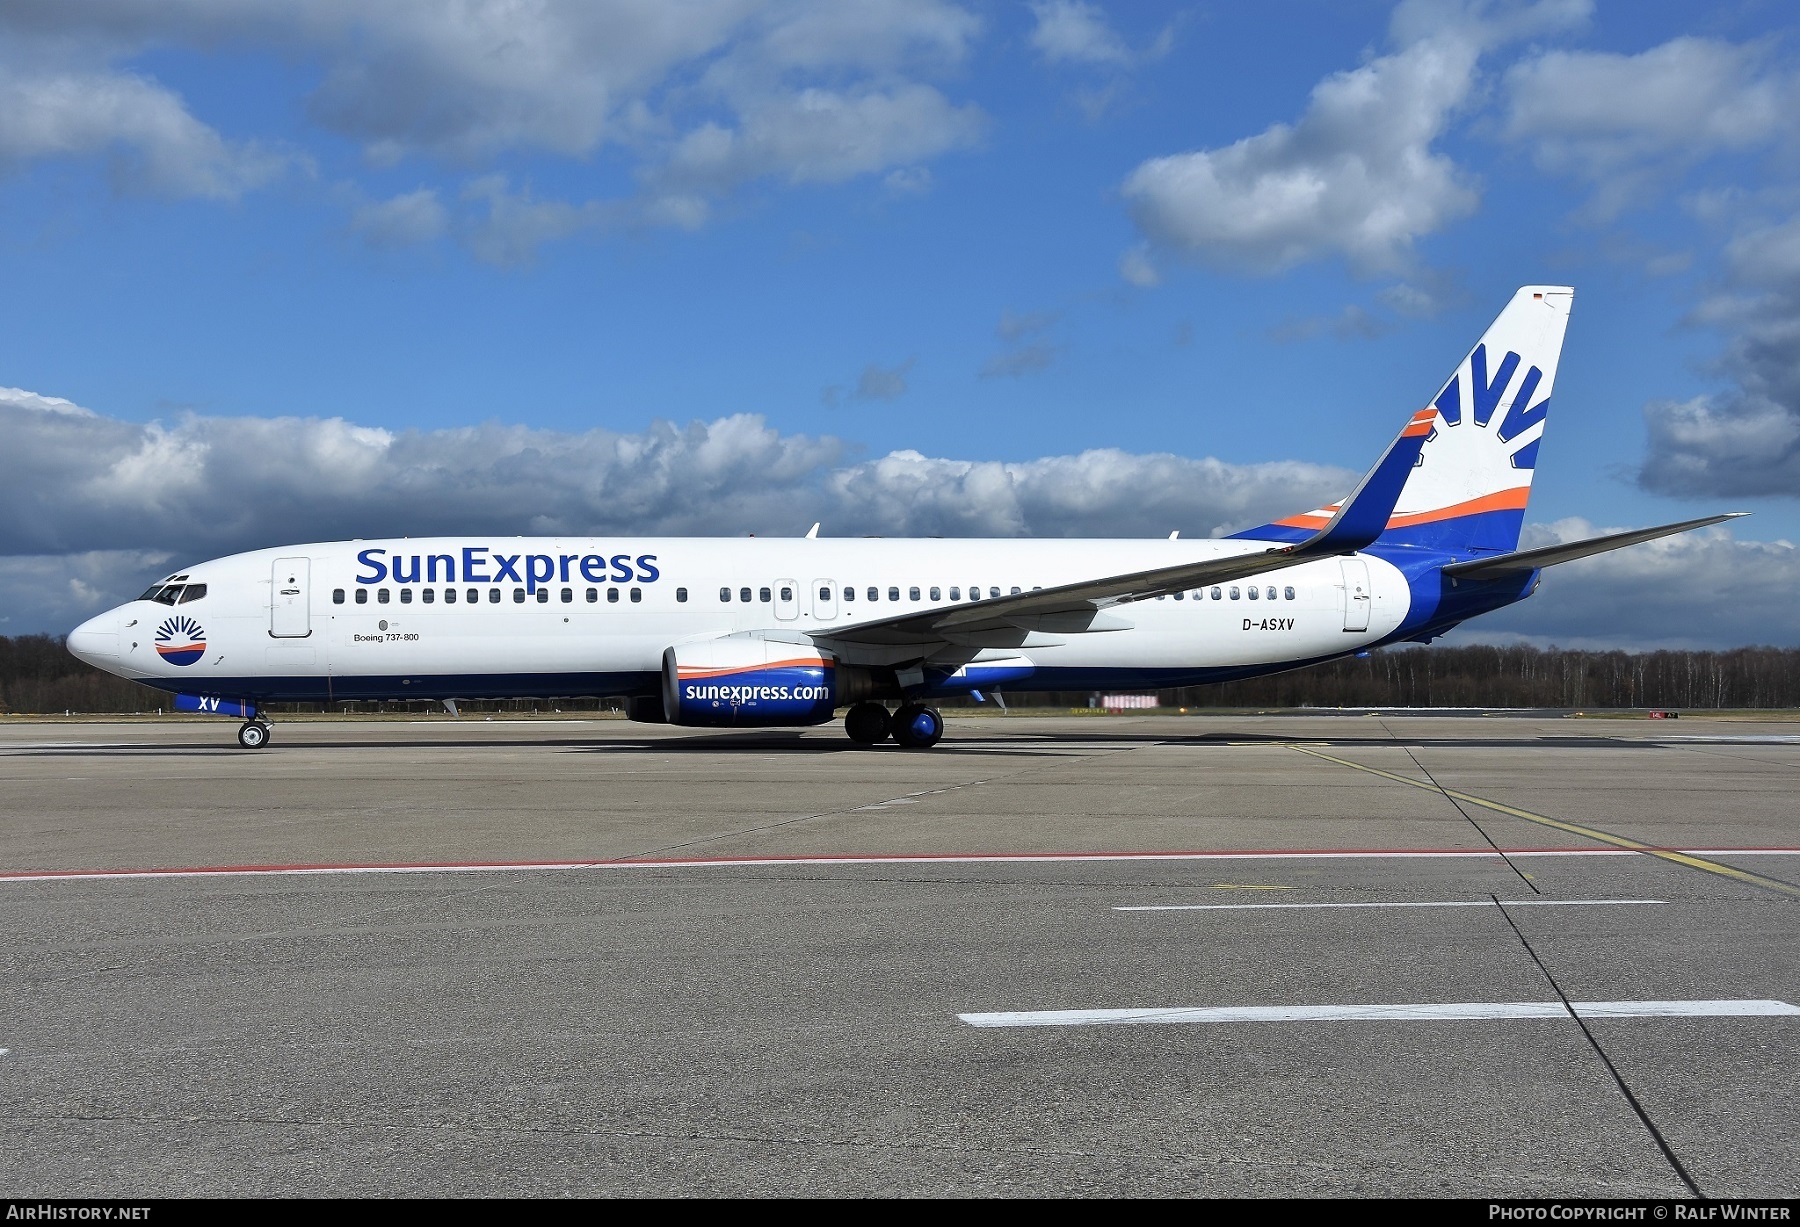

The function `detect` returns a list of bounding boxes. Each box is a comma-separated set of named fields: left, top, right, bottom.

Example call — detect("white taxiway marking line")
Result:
left=0, top=743, right=149, bottom=751
left=5, top=849, right=1797, bottom=886
left=959, top=999, right=1800, bottom=1028
left=1649, top=735, right=1800, bottom=743
left=1114, top=899, right=1668, bottom=912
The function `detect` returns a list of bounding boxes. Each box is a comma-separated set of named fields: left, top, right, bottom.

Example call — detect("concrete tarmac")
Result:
left=1, top=714, right=1796, bottom=1197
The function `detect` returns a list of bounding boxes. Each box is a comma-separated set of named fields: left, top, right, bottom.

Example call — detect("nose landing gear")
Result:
left=236, top=720, right=272, bottom=749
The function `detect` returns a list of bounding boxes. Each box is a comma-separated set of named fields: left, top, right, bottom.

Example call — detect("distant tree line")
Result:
left=1162, top=644, right=1800, bottom=710
left=0, top=635, right=170, bottom=714
left=3, top=634, right=1798, bottom=714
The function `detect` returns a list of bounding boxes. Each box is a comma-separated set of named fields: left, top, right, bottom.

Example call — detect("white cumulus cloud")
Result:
left=1029, top=1, right=1132, bottom=67
left=1121, top=33, right=1480, bottom=274
left=0, top=0, right=987, bottom=240
left=350, top=188, right=449, bottom=248
left=1504, top=36, right=1799, bottom=217
left=0, top=66, right=291, bottom=199
left=1118, top=0, right=1589, bottom=278
left=1639, top=214, right=1800, bottom=499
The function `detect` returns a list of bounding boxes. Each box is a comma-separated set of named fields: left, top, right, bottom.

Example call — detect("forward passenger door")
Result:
left=271, top=558, right=312, bottom=638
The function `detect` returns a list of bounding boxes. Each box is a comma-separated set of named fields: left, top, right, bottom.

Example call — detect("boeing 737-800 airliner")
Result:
left=66, top=286, right=1737, bottom=749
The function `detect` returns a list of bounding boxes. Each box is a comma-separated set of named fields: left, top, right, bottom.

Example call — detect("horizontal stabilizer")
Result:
left=1442, top=513, right=1746, bottom=581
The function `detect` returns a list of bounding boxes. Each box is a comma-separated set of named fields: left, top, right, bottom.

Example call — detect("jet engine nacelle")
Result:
left=662, top=639, right=876, bottom=728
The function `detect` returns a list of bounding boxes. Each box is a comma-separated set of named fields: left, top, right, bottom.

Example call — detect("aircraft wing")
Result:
left=821, top=406, right=1439, bottom=648
left=1442, top=513, right=1745, bottom=581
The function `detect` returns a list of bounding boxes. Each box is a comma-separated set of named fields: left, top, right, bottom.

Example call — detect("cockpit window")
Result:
left=177, top=584, right=207, bottom=604
left=140, top=584, right=182, bottom=605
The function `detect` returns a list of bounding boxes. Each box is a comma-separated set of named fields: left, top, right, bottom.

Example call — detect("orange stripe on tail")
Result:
left=1271, top=487, right=1529, bottom=534
left=1384, top=486, right=1529, bottom=528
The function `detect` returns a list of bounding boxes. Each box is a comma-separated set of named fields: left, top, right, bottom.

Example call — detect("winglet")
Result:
left=1299, top=408, right=1438, bottom=554
left=805, top=522, right=820, bottom=540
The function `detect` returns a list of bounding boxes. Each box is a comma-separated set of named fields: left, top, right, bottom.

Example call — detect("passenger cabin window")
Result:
left=400, top=588, right=413, bottom=604
left=607, top=588, right=619, bottom=603
left=889, top=587, right=900, bottom=602
left=1229, top=587, right=1239, bottom=600
left=587, top=588, right=598, bottom=603
left=355, top=589, right=369, bottom=605
left=1211, top=587, right=1222, bottom=600
left=676, top=588, right=688, bottom=603
left=720, top=587, right=731, bottom=602
left=445, top=588, right=457, bottom=604
left=842, top=587, right=854, bottom=602
left=870, top=587, right=881, bottom=602
left=819, top=586, right=831, bottom=601
left=536, top=589, right=549, bottom=604
left=762, top=587, right=774, bottom=603
left=1266, top=586, right=1277, bottom=601
left=630, top=588, right=642, bottom=603
left=740, top=587, right=752, bottom=603
left=488, top=588, right=501, bottom=604
left=1285, top=586, right=1296, bottom=600
left=513, top=588, right=525, bottom=603
left=333, top=589, right=345, bottom=605
left=1173, top=591, right=1183, bottom=601
left=1010, top=587, right=1021, bottom=595
left=989, top=587, right=1000, bottom=599
left=421, top=588, right=434, bottom=604
left=561, top=588, right=572, bottom=603
left=910, top=587, right=921, bottom=601
left=930, top=587, right=941, bottom=601
left=378, top=589, right=391, bottom=604
left=1247, top=586, right=1258, bottom=600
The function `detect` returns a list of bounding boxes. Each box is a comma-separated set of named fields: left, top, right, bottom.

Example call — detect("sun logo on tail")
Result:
left=155, top=615, right=206, bottom=666
left=1431, top=344, right=1550, bottom=471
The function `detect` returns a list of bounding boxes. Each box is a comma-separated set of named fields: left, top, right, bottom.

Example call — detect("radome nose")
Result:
left=67, top=613, right=119, bottom=666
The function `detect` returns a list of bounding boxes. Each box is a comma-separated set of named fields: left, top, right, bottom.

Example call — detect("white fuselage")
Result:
left=68, top=536, right=1413, bottom=702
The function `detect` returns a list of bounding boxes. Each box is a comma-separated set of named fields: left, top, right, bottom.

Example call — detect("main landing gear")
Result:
left=844, top=701, right=943, bottom=749
left=236, top=719, right=273, bottom=750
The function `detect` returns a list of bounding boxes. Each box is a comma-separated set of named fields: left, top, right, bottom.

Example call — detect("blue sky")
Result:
left=3, top=0, right=1799, bottom=647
